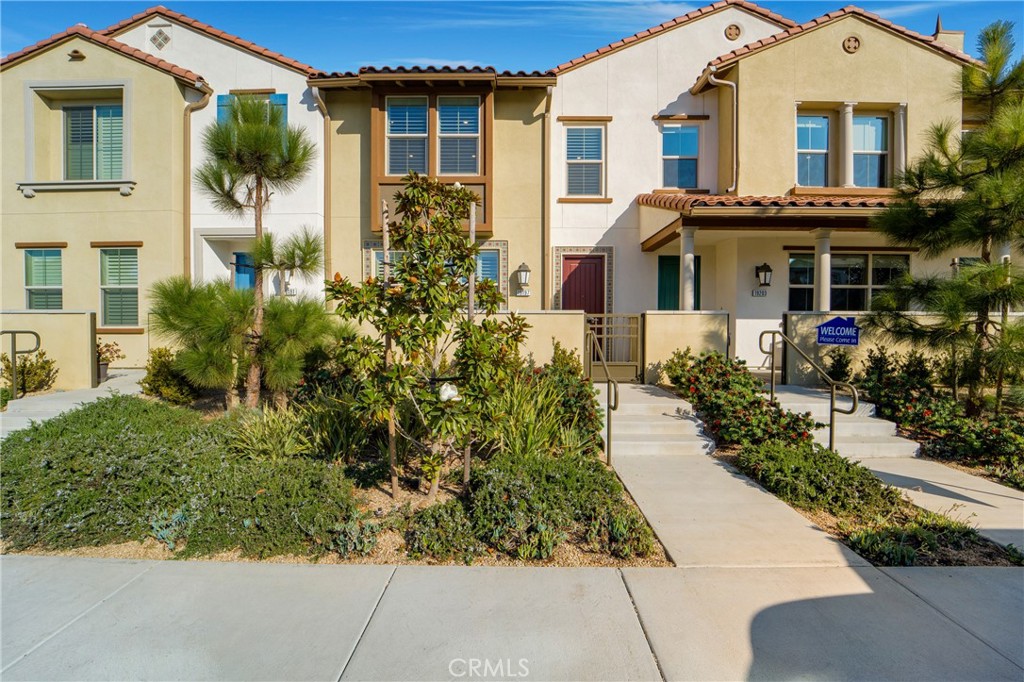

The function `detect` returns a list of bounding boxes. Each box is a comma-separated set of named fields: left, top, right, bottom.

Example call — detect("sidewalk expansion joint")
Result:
left=618, top=568, right=667, bottom=682
left=335, top=564, right=397, bottom=682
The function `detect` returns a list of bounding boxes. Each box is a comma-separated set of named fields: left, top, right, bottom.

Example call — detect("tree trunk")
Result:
left=426, top=441, right=441, bottom=503
left=386, top=335, right=399, bottom=499
left=245, top=177, right=265, bottom=408
left=226, top=385, right=240, bottom=411
left=278, top=267, right=288, bottom=299
left=275, top=390, right=288, bottom=410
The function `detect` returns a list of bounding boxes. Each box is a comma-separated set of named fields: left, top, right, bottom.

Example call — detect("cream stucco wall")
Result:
left=643, top=311, right=729, bottom=383
left=0, top=311, right=98, bottom=390
left=113, top=19, right=326, bottom=297
left=727, top=15, right=964, bottom=196
left=550, top=6, right=788, bottom=313
left=1, top=36, right=195, bottom=367
left=519, top=310, right=586, bottom=365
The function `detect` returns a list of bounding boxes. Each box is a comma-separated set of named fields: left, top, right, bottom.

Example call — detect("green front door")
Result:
left=657, top=255, right=700, bottom=310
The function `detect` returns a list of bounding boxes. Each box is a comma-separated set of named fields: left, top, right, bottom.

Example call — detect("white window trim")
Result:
left=564, top=124, right=606, bottom=197
left=62, top=101, right=124, bottom=182
left=99, top=248, right=140, bottom=328
left=436, top=95, right=481, bottom=177
left=852, top=113, right=891, bottom=189
left=24, top=249, right=63, bottom=310
left=362, top=239, right=509, bottom=304
left=385, top=95, right=428, bottom=177
left=660, top=123, right=701, bottom=190
left=21, top=80, right=133, bottom=195
left=795, top=112, right=830, bottom=188
left=787, top=251, right=910, bottom=311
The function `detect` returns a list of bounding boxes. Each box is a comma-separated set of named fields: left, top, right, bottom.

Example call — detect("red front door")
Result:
left=562, top=255, right=605, bottom=314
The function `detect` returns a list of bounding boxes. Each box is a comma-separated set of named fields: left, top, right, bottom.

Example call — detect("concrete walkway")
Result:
left=0, top=369, right=143, bottom=439
left=862, top=457, right=1024, bottom=549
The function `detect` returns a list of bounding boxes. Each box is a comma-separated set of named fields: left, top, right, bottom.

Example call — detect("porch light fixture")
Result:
left=755, top=262, right=773, bottom=287
left=514, top=262, right=531, bottom=297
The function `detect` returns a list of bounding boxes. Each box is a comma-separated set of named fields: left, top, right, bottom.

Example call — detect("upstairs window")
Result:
left=438, top=96, right=480, bottom=175
left=796, top=115, right=829, bottom=187
left=387, top=97, right=428, bottom=175
left=566, top=127, right=604, bottom=196
left=24, top=249, right=63, bottom=310
left=65, top=105, right=123, bottom=180
left=662, top=125, right=699, bottom=188
left=100, top=248, right=139, bottom=326
left=216, top=93, right=287, bottom=127
left=475, top=249, right=499, bottom=282
left=853, top=115, right=888, bottom=187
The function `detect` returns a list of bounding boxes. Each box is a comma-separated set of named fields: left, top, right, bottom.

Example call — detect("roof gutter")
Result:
left=311, top=85, right=332, bottom=291
left=183, top=81, right=213, bottom=278
left=707, top=66, right=738, bottom=194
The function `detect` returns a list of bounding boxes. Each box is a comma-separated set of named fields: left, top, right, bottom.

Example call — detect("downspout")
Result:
left=707, top=66, right=737, bottom=194
left=310, top=85, right=332, bottom=292
left=183, top=81, right=213, bottom=278
left=541, top=85, right=553, bottom=309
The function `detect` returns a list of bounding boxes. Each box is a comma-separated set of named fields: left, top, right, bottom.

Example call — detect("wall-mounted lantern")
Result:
left=755, top=262, right=773, bottom=287
left=514, top=262, right=531, bottom=297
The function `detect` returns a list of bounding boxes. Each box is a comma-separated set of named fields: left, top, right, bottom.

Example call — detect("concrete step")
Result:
left=828, top=436, right=920, bottom=460
left=614, top=402, right=691, bottom=417
left=813, top=418, right=897, bottom=438
left=769, top=385, right=877, bottom=418
left=610, top=438, right=715, bottom=456
left=614, top=416, right=701, bottom=436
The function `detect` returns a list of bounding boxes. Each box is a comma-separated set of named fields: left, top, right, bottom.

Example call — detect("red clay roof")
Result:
left=638, top=193, right=894, bottom=211
left=100, top=5, right=317, bottom=75
left=1, top=24, right=208, bottom=88
left=312, top=65, right=555, bottom=80
left=695, top=4, right=982, bottom=88
left=553, top=0, right=796, bottom=74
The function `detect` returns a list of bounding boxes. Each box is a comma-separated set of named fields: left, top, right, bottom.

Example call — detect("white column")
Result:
left=893, top=103, right=907, bottom=180
left=814, top=229, right=832, bottom=312
left=840, top=102, right=856, bottom=188
left=679, top=227, right=697, bottom=311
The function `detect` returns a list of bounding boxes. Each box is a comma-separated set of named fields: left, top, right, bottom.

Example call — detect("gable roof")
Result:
left=0, top=23, right=209, bottom=89
left=553, top=0, right=796, bottom=75
left=691, top=5, right=982, bottom=92
left=100, top=5, right=317, bottom=76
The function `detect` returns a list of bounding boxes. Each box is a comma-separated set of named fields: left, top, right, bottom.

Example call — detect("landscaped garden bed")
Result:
left=663, top=348, right=1022, bottom=567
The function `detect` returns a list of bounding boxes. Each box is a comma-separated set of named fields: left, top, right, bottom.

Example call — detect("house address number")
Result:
left=751, top=289, right=768, bottom=297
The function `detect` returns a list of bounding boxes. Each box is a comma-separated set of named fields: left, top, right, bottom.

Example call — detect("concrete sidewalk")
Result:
left=0, top=369, right=143, bottom=439
left=862, top=457, right=1024, bottom=549
left=2, top=556, right=1021, bottom=681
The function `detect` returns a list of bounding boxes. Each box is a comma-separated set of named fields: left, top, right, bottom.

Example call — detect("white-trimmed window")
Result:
left=373, top=248, right=499, bottom=283
left=64, top=104, right=123, bottom=181
left=387, top=96, right=428, bottom=175
left=100, top=248, right=139, bottom=326
left=796, top=115, right=829, bottom=187
left=788, top=252, right=909, bottom=311
left=662, top=125, right=699, bottom=189
left=853, top=115, right=889, bottom=187
left=566, top=126, right=604, bottom=196
left=438, top=96, right=480, bottom=175
left=25, top=249, right=63, bottom=310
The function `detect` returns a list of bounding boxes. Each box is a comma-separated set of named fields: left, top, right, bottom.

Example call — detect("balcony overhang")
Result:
left=637, top=193, right=893, bottom=251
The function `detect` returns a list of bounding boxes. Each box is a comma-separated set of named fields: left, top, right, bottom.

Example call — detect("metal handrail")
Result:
left=758, top=329, right=859, bottom=452
left=586, top=329, right=619, bottom=466
left=1, top=330, right=41, bottom=400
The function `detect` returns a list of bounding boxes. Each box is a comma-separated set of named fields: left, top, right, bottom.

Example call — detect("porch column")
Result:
left=679, top=227, right=697, bottom=311
left=839, top=102, right=856, bottom=188
left=814, top=228, right=832, bottom=311
left=893, top=103, right=907, bottom=179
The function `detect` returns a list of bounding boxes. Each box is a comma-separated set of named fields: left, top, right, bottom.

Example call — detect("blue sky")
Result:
left=1, top=1, right=1021, bottom=72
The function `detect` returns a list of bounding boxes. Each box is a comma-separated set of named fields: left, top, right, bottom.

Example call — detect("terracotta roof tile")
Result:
left=1, top=23, right=208, bottom=88
left=100, top=5, right=318, bottom=75
left=696, top=4, right=982, bottom=86
left=638, top=193, right=894, bottom=211
left=553, top=0, right=796, bottom=74
left=311, top=65, right=555, bottom=80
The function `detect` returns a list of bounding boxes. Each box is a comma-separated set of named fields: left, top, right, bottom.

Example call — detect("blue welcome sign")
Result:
left=816, top=316, right=860, bottom=346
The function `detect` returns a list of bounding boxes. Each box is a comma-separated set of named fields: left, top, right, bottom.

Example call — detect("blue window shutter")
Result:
left=217, top=94, right=232, bottom=124
left=269, top=93, right=287, bottom=128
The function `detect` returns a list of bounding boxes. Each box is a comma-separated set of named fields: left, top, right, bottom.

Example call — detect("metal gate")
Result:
left=584, top=314, right=642, bottom=383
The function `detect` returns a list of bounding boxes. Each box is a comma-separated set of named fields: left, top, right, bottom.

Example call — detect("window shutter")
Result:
left=28, top=291, right=63, bottom=310
left=101, top=249, right=139, bottom=286
left=439, top=138, right=478, bottom=174
left=269, top=93, right=287, bottom=128
left=438, top=97, right=479, bottom=135
left=567, top=164, right=601, bottom=196
left=95, top=105, right=123, bottom=180
left=65, top=107, right=94, bottom=180
left=25, top=250, right=62, bottom=287
left=566, top=128, right=602, bottom=161
left=217, top=95, right=232, bottom=124
left=388, top=138, right=427, bottom=175
left=103, top=289, right=139, bottom=326
left=387, top=98, right=428, bottom=135
left=476, top=250, right=499, bottom=282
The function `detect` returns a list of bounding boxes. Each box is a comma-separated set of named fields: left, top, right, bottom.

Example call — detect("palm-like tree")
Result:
left=251, top=226, right=324, bottom=299
left=261, top=296, right=334, bottom=408
left=195, top=96, right=316, bottom=407
left=962, top=21, right=1024, bottom=121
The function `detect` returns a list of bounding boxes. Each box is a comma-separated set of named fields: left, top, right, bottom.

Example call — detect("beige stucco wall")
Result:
left=643, top=311, right=730, bottom=383
left=0, top=311, right=98, bottom=390
left=519, top=310, right=586, bottom=365
left=1, top=36, right=192, bottom=367
left=725, top=15, right=963, bottom=196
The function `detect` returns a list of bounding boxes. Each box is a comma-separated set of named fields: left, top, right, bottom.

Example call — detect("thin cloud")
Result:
left=870, top=2, right=949, bottom=20
left=401, top=1, right=699, bottom=33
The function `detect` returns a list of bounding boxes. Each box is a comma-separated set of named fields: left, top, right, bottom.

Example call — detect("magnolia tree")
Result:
left=326, top=174, right=527, bottom=500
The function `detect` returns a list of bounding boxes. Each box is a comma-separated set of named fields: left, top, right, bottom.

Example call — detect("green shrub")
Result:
left=738, top=440, right=902, bottom=520
left=141, top=347, right=198, bottom=405
left=665, top=349, right=818, bottom=446
left=855, top=348, right=933, bottom=421
left=0, top=386, right=10, bottom=410
left=536, top=341, right=603, bottom=447
left=405, top=499, right=482, bottom=563
left=229, top=407, right=313, bottom=461
left=823, top=347, right=853, bottom=383
left=1, top=350, right=58, bottom=394
left=848, top=510, right=982, bottom=567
